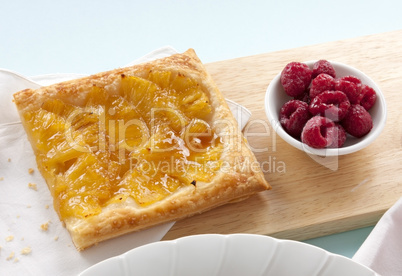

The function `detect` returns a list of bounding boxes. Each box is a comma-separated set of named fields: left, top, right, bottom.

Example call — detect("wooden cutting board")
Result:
left=163, top=30, right=402, bottom=242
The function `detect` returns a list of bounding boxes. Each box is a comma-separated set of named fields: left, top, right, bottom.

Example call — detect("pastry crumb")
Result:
left=28, top=168, right=35, bottom=174
left=0, top=177, right=4, bottom=181
left=14, top=257, right=19, bottom=263
left=21, top=246, right=31, bottom=255
left=28, top=182, right=38, bottom=191
left=5, top=235, right=14, bottom=242
left=45, top=204, right=49, bottom=209
left=54, top=236, right=59, bottom=241
left=27, top=205, right=31, bottom=208
left=40, top=221, right=50, bottom=231
left=6, top=251, right=15, bottom=261
left=8, top=158, right=11, bottom=162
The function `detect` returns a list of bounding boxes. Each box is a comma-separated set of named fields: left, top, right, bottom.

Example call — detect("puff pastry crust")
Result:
left=13, top=49, right=270, bottom=250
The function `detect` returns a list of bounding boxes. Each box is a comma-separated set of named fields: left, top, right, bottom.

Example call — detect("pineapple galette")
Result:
left=13, top=49, right=270, bottom=250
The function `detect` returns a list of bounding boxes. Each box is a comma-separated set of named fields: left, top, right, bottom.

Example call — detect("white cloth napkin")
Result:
left=0, top=47, right=251, bottom=276
left=353, top=197, right=402, bottom=276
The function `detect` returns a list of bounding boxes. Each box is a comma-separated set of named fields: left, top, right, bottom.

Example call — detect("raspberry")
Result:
left=358, top=84, right=377, bottom=110
left=280, top=62, right=312, bottom=97
left=341, top=104, right=373, bottom=138
left=312, top=60, right=336, bottom=79
left=334, top=77, right=361, bottom=104
left=309, top=90, right=351, bottom=122
left=301, top=116, right=335, bottom=148
left=327, top=123, right=347, bottom=148
left=280, top=100, right=311, bottom=138
left=309, top=73, right=336, bottom=99
left=339, top=75, right=362, bottom=86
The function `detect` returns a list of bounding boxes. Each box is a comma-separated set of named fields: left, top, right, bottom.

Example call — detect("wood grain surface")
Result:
left=163, top=30, right=402, bottom=241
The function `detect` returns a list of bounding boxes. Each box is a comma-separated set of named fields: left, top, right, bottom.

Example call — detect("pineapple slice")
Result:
left=23, top=109, right=67, bottom=153
left=117, top=169, right=182, bottom=207
left=56, top=151, right=123, bottom=218
left=182, top=118, right=215, bottom=151
left=147, top=70, right=172, bottom=90
left=85, top=85, right=109, bottom=106
left=42, top=98, right=76, bottom=118
left=170, top=73, right=198, bottom=92
left=179, top=87, right=212, bottom=119
left=120, top=75, right=158, bottom=121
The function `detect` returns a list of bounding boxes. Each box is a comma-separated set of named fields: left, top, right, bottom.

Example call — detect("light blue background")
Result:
left=1, top=0, right=400, bottom=258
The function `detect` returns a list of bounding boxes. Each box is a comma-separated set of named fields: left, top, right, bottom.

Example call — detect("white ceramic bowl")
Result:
left=264, top=61, right=387, bottom=156
left=79, top=234, right=377, bottom=276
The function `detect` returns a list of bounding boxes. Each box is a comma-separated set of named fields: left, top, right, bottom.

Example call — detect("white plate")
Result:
left=79, top=234, right=377, bottom=276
